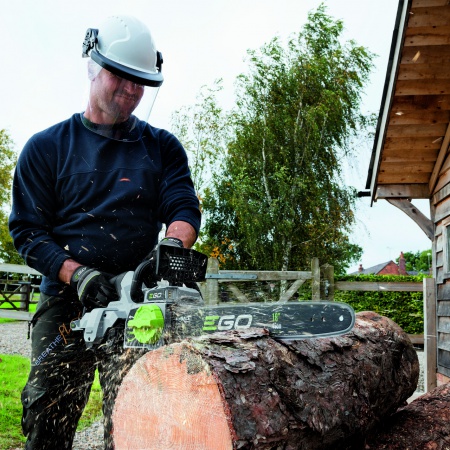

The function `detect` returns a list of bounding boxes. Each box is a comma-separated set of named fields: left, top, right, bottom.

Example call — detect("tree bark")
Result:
left=363, top=383, right=450, bottom=450
left=112, top=311, right=419, bottom=449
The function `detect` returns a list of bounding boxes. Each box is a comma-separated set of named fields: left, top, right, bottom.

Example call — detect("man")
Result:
left=9, top=15, right=201, bottom=449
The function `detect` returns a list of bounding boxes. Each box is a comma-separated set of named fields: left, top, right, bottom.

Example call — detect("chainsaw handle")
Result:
left=129, top=259, right=155, bottom=303
left=110, top=272, right=127, bottom=297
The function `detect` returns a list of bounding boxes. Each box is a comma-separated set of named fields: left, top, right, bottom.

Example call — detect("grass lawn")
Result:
left=0, top=344, right=102, bottom=450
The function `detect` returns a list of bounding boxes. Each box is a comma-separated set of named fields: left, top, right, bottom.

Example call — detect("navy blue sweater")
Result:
left=9, top=113, right=201, bottom=295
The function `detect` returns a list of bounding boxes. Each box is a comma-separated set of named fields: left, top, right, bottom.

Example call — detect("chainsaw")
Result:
left=71, top=245, right=355, bottom=349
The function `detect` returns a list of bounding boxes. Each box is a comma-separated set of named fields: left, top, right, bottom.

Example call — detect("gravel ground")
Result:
left=0, top=321, right=425, bottom=449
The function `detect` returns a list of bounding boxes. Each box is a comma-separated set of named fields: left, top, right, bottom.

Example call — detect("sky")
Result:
left=1, top=0, right=432, bottom=273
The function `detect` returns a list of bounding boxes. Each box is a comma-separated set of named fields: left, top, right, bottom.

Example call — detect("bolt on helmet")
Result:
left=81, top=15, right=163, bottom=141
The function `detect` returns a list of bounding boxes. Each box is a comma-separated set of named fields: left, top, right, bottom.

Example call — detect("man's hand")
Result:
left=145, top=237, right=184, bottom=261
left=70, top=266, right=118, bottom=310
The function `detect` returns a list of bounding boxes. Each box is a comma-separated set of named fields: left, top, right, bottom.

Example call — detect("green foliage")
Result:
left=200, top=4, right=374, bottom=274
left=334, top=274, right=425, bottom=334
left=0, top=129, right=20, bottom=264
left=0, top=130, right=16, bottom=206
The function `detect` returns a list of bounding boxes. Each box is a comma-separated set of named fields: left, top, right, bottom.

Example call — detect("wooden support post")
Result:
left=424, top=277, right=437, bottom=391
left=19, top=281, right=31, bottom=311
left=320, top=264, right=334, bottom=301
left=205, top=257, right=219, bottom=305
left=311, top=257, right=320, bottom=300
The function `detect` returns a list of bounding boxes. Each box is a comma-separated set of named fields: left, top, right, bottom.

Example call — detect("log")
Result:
left=364, top=383, right=450, bottom=449
left=112, top=311, right=419, bottom=449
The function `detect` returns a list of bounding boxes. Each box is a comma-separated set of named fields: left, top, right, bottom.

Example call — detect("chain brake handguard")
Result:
left=129, top=246, right=208, bottom=302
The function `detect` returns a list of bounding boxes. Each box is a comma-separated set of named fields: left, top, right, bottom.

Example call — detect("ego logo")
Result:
left=147, top=292, right=163, bottom=300
left=203, top=314, right=253, bottom=331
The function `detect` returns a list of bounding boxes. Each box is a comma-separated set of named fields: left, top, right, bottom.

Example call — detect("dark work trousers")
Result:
left=21, top=288, right=147, bottom=450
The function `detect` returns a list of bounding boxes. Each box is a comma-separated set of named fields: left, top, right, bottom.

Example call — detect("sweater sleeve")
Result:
left=156, top=130, right=201, bottom=236
left=8, top=138, right=71, bottom=280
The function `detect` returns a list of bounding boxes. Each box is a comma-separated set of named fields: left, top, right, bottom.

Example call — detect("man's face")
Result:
left=87, top=69, right=145, bottom=124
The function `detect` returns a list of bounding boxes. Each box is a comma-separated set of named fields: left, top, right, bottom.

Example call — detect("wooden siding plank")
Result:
left=404, top=27, right=450, bottom=46
left=437, top=301, right=450, bottom=315
left=437, top=282, right=450, bottom=300
left=429, top=123, right=450, bottom=192
left=436, top=251, right=444, bottom=268
left=438, top=315, right=450, bottom=332
left=386, top=123, right=447, bottom=137
left=438, top=336, right=450, bottom=352
left=380, top=161, right=434, bottom=171
left=433, top=167, right=450, bottom=193
left=433, top=183, right=450, bottom=204
left=438, top=152, right=450, bottom=175
left=412, top=0, right=450, bottom=7
left=382, top=150, right=438, bottom=162
left=438, top=349, right=450, bottom=368
left=398, top=64, right=450, bottom=81
left=392, top=94, right=450, bottom=111
left=389, top=109, right=450, bottom=125
left=434, top=202, right=449, bottom=225
left=438, top=363, right=450, bottom=377
left=384, top=136, right=442, bottom=150
left=408, top=7, right=450, bottom=28
left=401, top=46, right=450, bottom=65
left=378, top=172, right=430, bottom=184
left=437, top=268, right=445, bottom=284
left=395, top=79, right=450, bottom=96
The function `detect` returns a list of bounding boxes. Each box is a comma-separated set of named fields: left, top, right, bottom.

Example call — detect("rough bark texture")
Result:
left=363, top=383, right=450, bottom=450
left=112, top=311, right=419, bottom=449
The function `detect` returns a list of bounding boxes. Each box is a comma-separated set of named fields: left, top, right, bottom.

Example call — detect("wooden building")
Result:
left=365, top=0, right=450, bottom=383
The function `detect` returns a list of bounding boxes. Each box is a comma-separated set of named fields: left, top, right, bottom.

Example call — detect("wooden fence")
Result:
left=0, top=263, right=41, bottom=320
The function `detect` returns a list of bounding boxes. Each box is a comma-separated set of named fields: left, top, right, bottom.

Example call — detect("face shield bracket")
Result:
left=82, top=28, right=99, bottom=58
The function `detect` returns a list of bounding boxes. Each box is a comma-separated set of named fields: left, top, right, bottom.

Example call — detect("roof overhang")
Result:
left=366, top=0, right=450, bottom=204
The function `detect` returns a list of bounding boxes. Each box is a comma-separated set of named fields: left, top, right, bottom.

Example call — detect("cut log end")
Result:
left=112, top=344, right=233, bottom=450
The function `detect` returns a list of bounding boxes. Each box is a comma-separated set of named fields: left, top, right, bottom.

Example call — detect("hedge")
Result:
left=333, top=274, right=427, bottom=335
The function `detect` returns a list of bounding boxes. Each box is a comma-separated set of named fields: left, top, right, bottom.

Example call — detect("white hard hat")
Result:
left=82, top=15, right=163, bottom=87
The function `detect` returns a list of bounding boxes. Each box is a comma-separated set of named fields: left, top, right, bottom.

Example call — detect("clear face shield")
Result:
left=82, top=59, right=160, bottom=142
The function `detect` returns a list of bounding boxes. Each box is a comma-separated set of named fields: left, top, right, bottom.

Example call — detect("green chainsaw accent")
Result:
left=127, top=304, right=165, bottom=344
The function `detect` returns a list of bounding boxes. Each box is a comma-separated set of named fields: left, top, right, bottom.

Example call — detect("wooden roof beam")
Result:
left=376, top=184, right=430, bottom=199
left=386, top=198, right=434, bottom=240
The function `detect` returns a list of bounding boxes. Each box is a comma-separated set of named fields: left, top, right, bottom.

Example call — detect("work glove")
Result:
left=154, top=237, right=184, bottom=252
left=70, top=266, right=119, bottom=310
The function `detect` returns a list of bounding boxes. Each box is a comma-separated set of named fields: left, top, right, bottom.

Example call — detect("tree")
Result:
left=0, top=129, right=20, bottom=264
left=170, top=81, right=227, bottom=198
left=201, top=4, right=373, bottom=274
